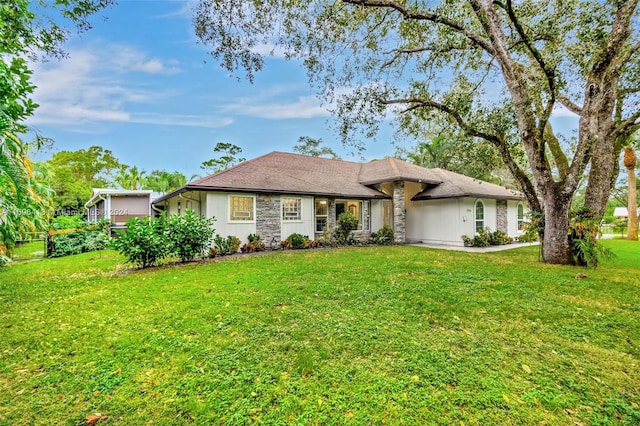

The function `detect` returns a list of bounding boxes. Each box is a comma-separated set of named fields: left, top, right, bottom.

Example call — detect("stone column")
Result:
left=256, top=195, right=281, bottom=244
left=393, top=181, right=406, bottom=243
left=496, top=199, right=508, bottom=232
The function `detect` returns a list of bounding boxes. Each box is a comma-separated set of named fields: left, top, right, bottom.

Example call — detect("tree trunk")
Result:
left=627, top=166, right=638, bottom=240
left=541, top=191, right=573, bottom=264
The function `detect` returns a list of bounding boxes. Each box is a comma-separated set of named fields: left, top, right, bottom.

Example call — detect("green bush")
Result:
left=49, top=214, right=85, bottom=230
left=241, top=234, right=266, bottom=253
left=286, top=233, right=306, bottom=249
left=316, top=227, right=335, bottom=247
left=335, top=211, right=358, bottom=245
left=489, top=229, right=513, bottom=245
left=213, top=234, right=241, bottom=256
left=462, top=228, right=513, bottom=247
left=48, top=218, right=111, bottom=257
left=166, top=210, right=216, bottom=262
left=111, top=217, right=171, bottom=268
left=569, top=208, right=615, bottom=268
left=369, top=224, right=394, bottom=245
left=0, top=251, right=11, bottom=267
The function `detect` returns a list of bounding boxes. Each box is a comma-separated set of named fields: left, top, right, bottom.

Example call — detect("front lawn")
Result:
left=1, top=242, right=638, bottom=424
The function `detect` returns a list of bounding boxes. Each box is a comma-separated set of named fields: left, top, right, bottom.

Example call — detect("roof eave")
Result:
left=158, top=185, right=389, bottom=200
left=412, top=192, right=525, bottom=201
left=360, top=177, right=442, bottom=186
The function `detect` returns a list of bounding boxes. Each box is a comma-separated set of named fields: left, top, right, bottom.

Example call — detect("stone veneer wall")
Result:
left=393, top=181, right=406, bottom=243
left=256, top=195, right=281, bottom=244
left=496, top=199, right=508, bottom=232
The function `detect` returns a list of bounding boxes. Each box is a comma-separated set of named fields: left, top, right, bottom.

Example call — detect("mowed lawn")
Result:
left=0, top=241, right=638, bottom=425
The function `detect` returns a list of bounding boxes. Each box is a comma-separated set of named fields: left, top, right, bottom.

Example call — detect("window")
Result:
left=475, top=200, right=485, bottom=233
left=336, top=200, right=363, bottom=230
left=229, top=196, right=254, bottom=221
left=282, top=197, right=302, bottom=221
left=315, top=199, right=328, bottom=232
left=517, top=203, right=525, bottom=230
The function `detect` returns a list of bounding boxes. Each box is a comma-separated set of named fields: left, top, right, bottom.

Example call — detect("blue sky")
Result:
left=27, top=0, right=579, bottom=178
left=27, top=0, right=393, bottom=177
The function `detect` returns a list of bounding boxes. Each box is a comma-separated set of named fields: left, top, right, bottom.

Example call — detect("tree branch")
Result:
left=382, top=96, right=542, bottom=212
left=343, top=0, right=496, bottom=56
left=503, top=0, right=556, bottom=128
left=381, top=43, right=478, bottom=68
left=557, top=94, right=582, bottom=115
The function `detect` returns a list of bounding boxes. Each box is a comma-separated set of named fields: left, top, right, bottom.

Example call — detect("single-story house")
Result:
left=152, top=152, right=527, bottom=246
left=613, top=206, right=640, bottom=219
left=85, top=189, right=157, bottom=235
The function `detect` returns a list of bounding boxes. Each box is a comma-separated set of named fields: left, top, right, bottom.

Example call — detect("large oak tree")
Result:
left=193, top=0, right=640, bottom=264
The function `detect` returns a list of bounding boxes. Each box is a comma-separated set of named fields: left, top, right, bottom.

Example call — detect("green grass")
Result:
left=10, top=241, right=46, bottom=260
left=1, top=241, right=639, bottom=425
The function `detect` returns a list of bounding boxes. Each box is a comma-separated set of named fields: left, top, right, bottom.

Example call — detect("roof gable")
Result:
left=411, top=168, right=524, bottom=200
left=359, top=157, right=443, bottom=185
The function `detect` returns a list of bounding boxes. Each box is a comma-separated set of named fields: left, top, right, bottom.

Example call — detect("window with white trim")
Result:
left=315, top=199, right=328, bottom=232
left=517, top=203, right=525, bottom=230
left=229, top=196, right=254, bottom=221
left=282, top=197, right=302, bottom=221
left=475, top=200, right=485, bottom=233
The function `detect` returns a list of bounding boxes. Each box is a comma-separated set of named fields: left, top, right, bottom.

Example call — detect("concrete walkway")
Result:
left=409, top=241, right=540, bottom=253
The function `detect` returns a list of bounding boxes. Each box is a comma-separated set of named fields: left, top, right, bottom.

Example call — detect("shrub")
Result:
left=518, top=211, right=543, bottom=243
left=462, top=228, right=513, bottom=247
left=241, top=234, right=266, bottom=253
left=316, top=227, right=335, bottom=247
left=166, top=210, right=216, bottom=262
left=49, top=214, right=85, bottom=230
left=569, top=208, right=615, bottom=268
left=489, top=229, right=513, bottom=245
left=213, top=235, right=241, bottom=256
left=286, top=233, right=306, bottom=249
left=335, top=211, right=358, bottom=245
left=0, top=246, right=11, bottom=267
left=369, top=224, right=394, bottom=245
left=48, top=219, right=111, bottom=257
left=111, top=217, right=171, bottom=268
left=612, top=219, right=627, bottom=236
left=304, top=236, right=319, bottom=248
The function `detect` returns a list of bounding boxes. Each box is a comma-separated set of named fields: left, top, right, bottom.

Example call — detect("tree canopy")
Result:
left=194, top=0, right=640, bottom=264
left=293, top=136, right=341, bottom=159
left=1, top=0, right=114, bottom=253
left=201, top=142, right=246, bottom=173
left=43, top=146, right=121, bottom=212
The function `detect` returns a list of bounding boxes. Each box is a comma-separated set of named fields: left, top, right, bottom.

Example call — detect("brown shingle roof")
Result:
left=153, top=152, right=523, bottom=203
left=359, top=157, right=443, bottom=185
left=185, top=152, right=388, bottom=198
left=411, top=168, right=524, bottom=200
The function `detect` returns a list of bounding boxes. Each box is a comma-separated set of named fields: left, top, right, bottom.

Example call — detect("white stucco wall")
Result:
left=206, top=192, right=256, bottom=240
left=405, top=196, right=522, bottom=246
left=281, top=196, right=315, bottom=238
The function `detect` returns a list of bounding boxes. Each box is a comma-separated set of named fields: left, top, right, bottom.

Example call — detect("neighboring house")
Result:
left=613, top=207, right=640, bottom=219
left=85, top=189, right=156, bottom=235
left=152, top=152, right=527, bottom=246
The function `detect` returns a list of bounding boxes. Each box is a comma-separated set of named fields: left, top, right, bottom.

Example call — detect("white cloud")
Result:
left=221, top=91, right=331, bottom=119
left=26, top=42, right=230, bottom=130
left=551, top=103, right=579, bottom=118
left=251, top=42, right=289, bottom=59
